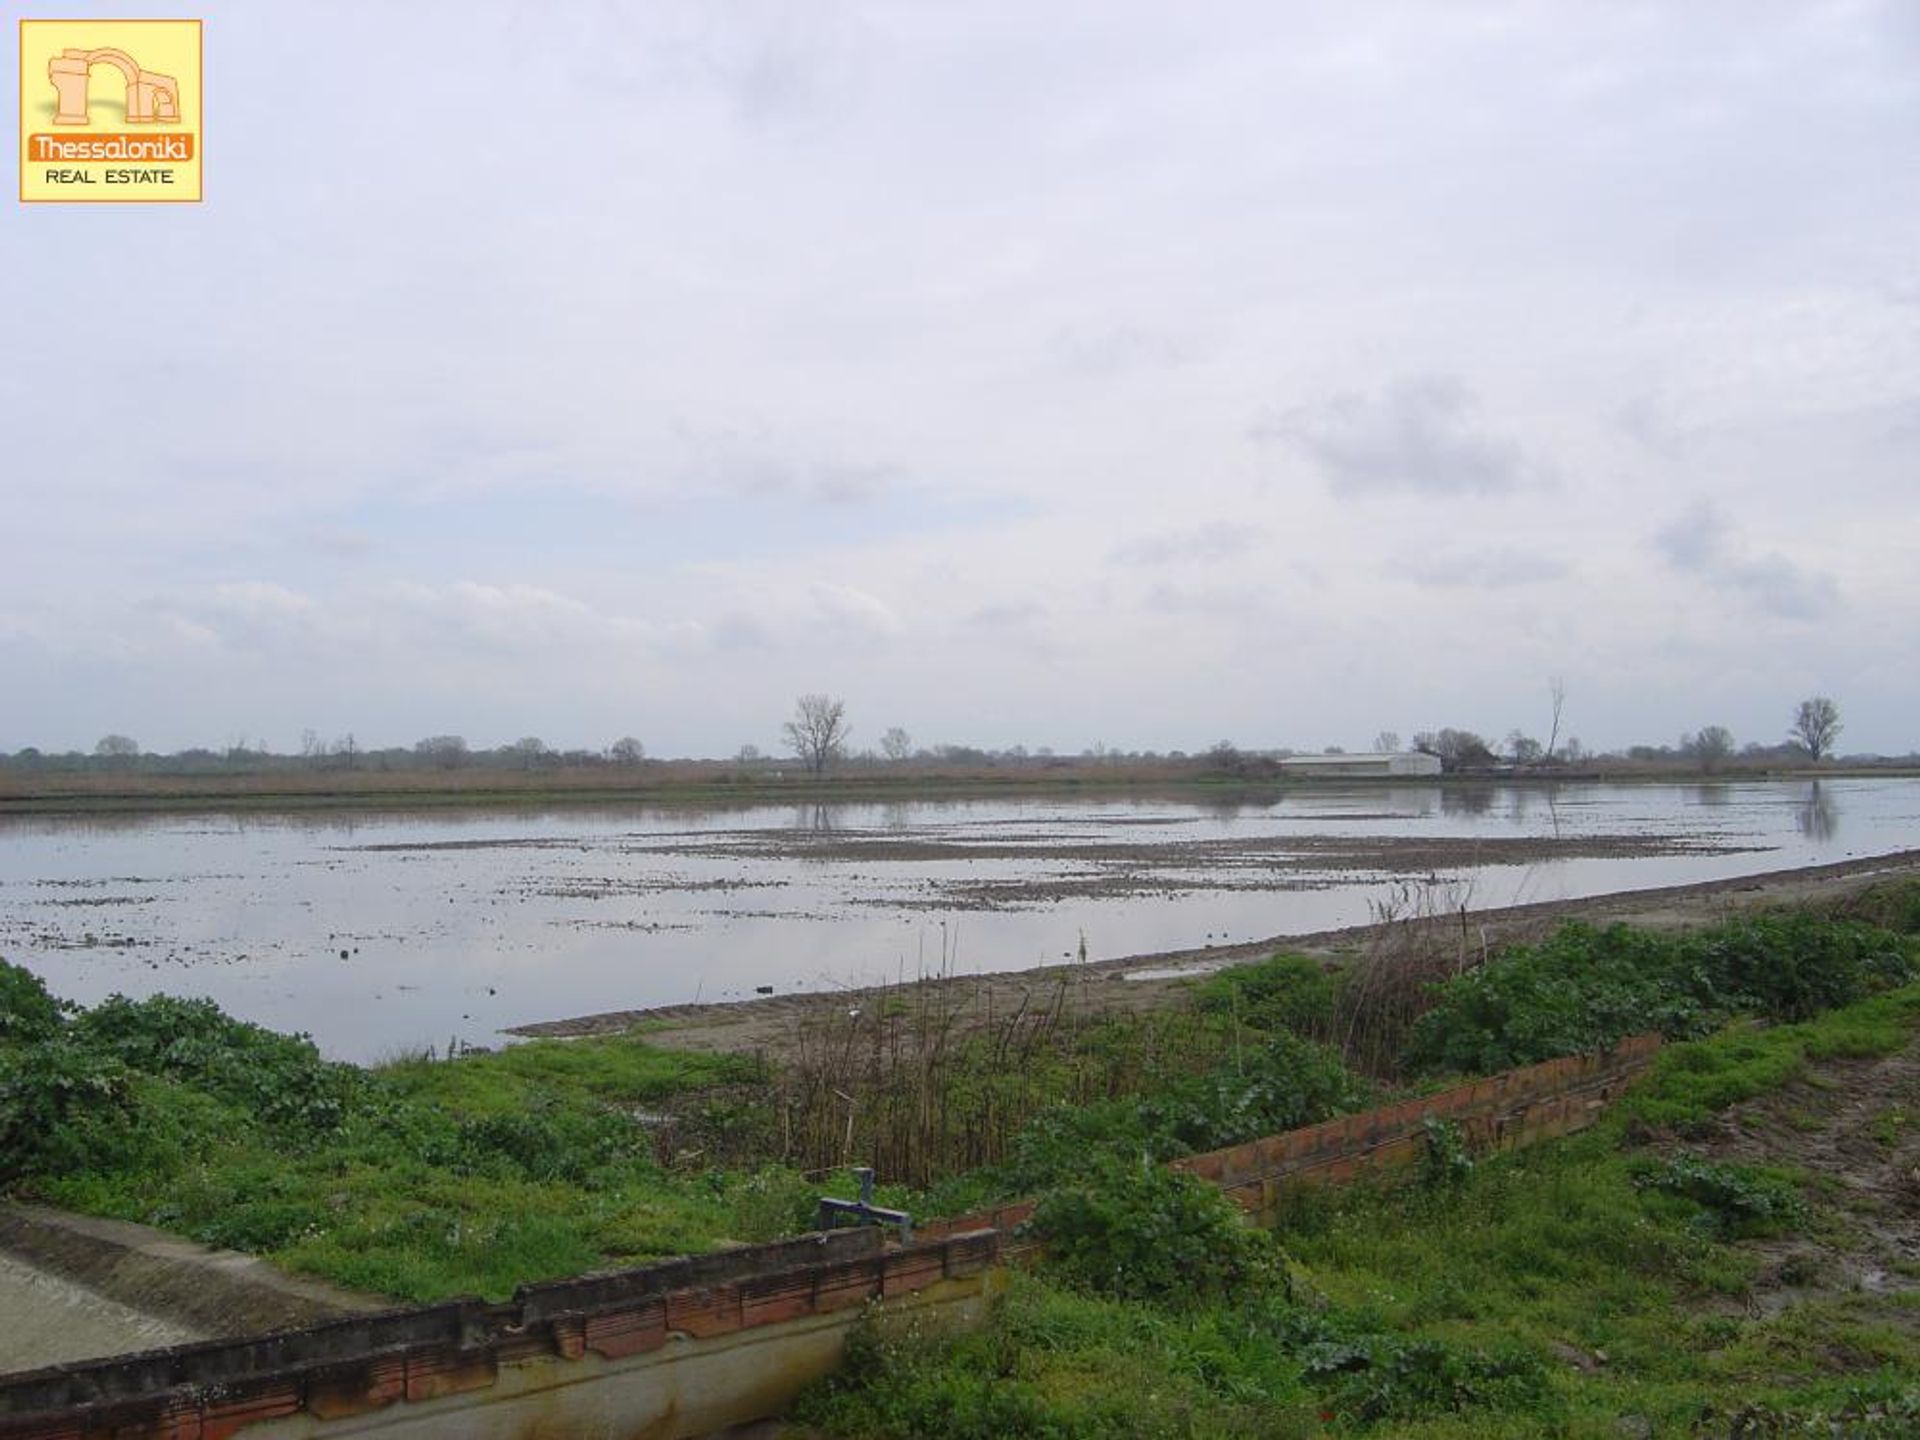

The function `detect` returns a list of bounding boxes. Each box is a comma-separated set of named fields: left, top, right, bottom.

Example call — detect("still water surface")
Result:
left=1, top=779, right=1914, bottom=1062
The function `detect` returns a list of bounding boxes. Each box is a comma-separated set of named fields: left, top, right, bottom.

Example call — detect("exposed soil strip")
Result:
left=509, top=850, right=1920, bottom=1058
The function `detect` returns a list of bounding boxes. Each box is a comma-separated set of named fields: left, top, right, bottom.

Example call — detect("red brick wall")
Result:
left=1171, top=1033, right=1660, bottom=1214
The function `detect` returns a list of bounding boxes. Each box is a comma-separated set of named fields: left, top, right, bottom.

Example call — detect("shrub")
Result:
left=0, top=961, right=67, bottom=1043
left=1029, top=1157, right=1280, bottom=1304
left=0, top=1035, right=132, bottom=1178
left=1693, top=914, right=1911, bottom=1022
left=72, top=993, right=356, bottom=1133
left=1194, top=953, right=1336, bottom=1037
left=1408, top=916, right=1913, bottom=1076
left=1007, top=1031, right=1369, bottom=1191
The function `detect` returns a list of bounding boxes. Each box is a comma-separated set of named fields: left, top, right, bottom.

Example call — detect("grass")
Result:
left=3, top=875, right=1920, bottom=1390
left=800, top=979, right=1920, bottom=1437
left=0, top=978, right=852, bottom=1301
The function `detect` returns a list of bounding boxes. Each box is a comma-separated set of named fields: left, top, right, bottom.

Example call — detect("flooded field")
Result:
left=1, top=778, right=1915, bottom=1062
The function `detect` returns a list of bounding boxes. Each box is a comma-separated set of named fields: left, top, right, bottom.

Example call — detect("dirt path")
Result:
left=1679, top=1029, right=1918, bottom=1325
left=510, top=849, right=1920, bottom=1059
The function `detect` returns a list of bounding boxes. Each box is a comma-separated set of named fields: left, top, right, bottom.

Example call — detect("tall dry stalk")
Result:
left=1333, top=877, right=1485, bottom=1078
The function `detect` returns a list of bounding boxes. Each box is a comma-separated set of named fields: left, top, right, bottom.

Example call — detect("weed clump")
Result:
left=1631, top=1152, right=1807, bottom=1238
left=1407, top=914, right=1913, bottom=1075
left=1004, top=1029, right=1371, bottom=1193
left=1194, top=952, right=1335, bottom=1037
left=1029, top=1158, right=1279, bottom=1305
left=0, top=960, right=800, bottom=1300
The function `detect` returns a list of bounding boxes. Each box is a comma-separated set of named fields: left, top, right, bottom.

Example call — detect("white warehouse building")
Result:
left=1277, top=751, right=1444, bottom=779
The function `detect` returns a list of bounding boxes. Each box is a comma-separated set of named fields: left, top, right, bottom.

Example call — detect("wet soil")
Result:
left=1676, top=1033, right=1918, bottom=1325
left=510, top=849, right=1920, bottom=1059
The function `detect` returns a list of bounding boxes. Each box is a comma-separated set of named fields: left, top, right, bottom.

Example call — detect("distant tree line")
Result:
left=0, top=694, right=1883, bottom=780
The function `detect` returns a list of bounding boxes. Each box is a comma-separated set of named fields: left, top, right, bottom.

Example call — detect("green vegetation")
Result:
left=800, top=979, right=1920, bottom=1438
left=774, top=976, right=1367, bottom=1190
left=2, top=879, right=1917, bottom=1438
left=1407, top=912, right=1911, bottom=1075
left=0, top=976, right=832, bottom=1301
left=799, top=891, right=1920, bottom=1437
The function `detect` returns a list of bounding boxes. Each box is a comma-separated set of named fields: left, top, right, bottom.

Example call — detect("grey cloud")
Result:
left=1884, top=274, right=1920, bottom=308
left=1051, top=324, right=1192, bottom=377
left=711, top=612, right=775, bottom=652
left=1885, top=399, right=1920, bottom=443
left=1654, top=502, right=1729, bottom=571
left=383, top=582, right=678, bottom=655
left=1614, top=394, right=1691, bottom=458
left=1255, top=376, right=1526, bottom=497
left=309, top=527, right=375, bottom=558
left=1398, top=548, right=1569, bottom=589
left=673, top=422, right=901, bottom=506
left=1143, top=583, right=1267, bottom=618
left=155, top=583, right=326, bottom=656
left=966, top=600, right=1047, bottom=631
left=961, top=601, right=1057, bottom=658
left=1654, top=503, right=1839, bottom=620
left=622, top=1, right=868, bottom=127
left=1721, top=553, right=1840, bottom=620
left=1111, top=522, right=1266, bottom=566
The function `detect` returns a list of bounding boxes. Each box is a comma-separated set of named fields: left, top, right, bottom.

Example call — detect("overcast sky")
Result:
left=5, top=1, right=1917, bottom=758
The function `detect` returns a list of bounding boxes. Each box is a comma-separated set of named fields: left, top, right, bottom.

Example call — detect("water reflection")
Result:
left=790, top=803, right=840, bottom=834
left=1796, top=781, right=1840, bottom=843
left=1440, top=786, right=1496, bottom=817
left=3, top=778, right=1915, bottom=1063
left=1381, top=786, right=1439, bottom=817
left=1197, top=794, right=1250, bottom=821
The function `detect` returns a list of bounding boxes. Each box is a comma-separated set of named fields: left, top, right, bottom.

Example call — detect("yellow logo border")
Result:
left=18, top=17, right=204, bottom=205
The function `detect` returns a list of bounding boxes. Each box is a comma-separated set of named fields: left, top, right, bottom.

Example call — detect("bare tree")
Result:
left=879, top=726, right=913, bottom=762
left=783, top=694, right=850, bottom=776
left=1789, top=697, right=1842, bottom=762
left=1544, top=676, right=1566, bottom=761
left=609, top=736, right=645, bottom=765
left=1373, top=730, right=1401, bottom=754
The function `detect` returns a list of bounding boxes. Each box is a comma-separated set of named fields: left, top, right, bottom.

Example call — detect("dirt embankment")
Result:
left=511, top=849, right=1920, bottom=1060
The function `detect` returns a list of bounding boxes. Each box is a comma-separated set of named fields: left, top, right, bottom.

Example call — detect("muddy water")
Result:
left=0, top=779, right=1915, bottom=1062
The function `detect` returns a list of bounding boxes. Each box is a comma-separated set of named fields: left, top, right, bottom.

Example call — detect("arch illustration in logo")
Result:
left=47, top=47, right=180, bottom=125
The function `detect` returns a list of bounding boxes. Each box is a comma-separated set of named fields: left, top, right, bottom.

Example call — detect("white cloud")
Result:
left=1397, top=548, right=1569, bottom=589
left=1111, top=522, right=1267, bottom=566
left=1, top=2, right=1916, bottom=753
left=809, top=582, right=903, bottom=639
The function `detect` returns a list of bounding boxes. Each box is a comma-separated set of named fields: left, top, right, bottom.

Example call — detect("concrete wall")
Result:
left=0, top=1225, right=1030, bottom=1440
left=0, top=1036, right=1657, bottom=1440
